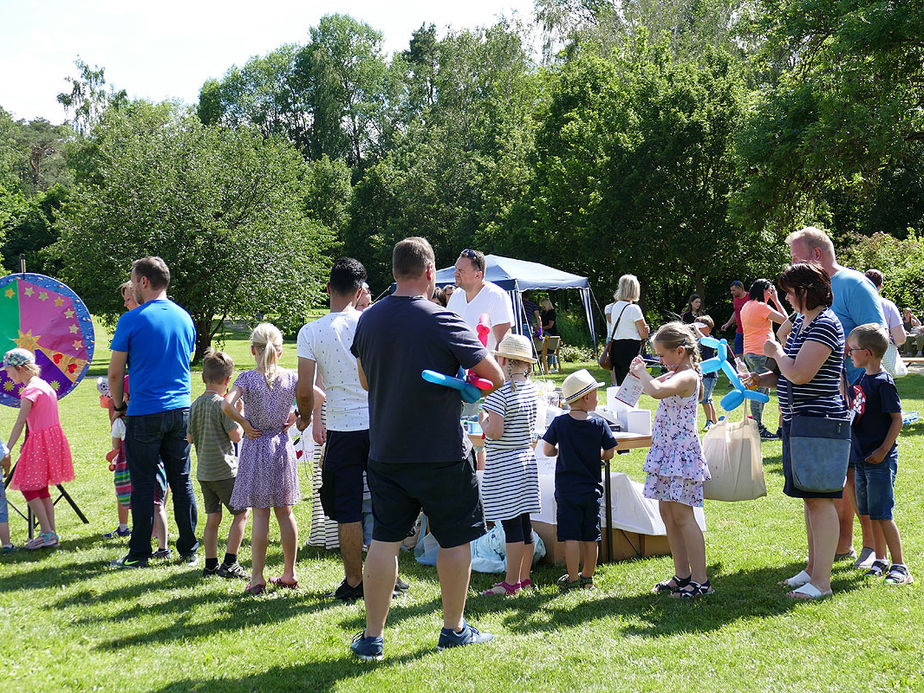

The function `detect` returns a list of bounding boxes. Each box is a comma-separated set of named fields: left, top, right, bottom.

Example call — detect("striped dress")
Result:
left=481, top=380, right=541, bottom=522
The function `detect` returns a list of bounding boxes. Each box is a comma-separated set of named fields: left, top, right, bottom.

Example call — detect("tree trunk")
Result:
left=193, top=315, right=213, bottom=364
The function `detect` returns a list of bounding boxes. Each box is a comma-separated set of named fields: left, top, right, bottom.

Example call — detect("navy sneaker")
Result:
left=103, top=526, right=131, bottom=539
left=351, top=631, right=384, bottom=661
left=437, top=621, right=494, bottom=651
left=110, top=554, right=149, bottom=569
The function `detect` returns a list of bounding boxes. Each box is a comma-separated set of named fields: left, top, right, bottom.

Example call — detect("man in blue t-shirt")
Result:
left=348, top=237, right=504, bottom=661
left=108, top=256, right=198, bottom=569
left=786, top=227, right=886, bottom=567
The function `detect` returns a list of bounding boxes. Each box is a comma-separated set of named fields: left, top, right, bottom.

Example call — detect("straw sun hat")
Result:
left=562, top=368, right=605, bottom=404
left=493, top=334, right=537, bottom=363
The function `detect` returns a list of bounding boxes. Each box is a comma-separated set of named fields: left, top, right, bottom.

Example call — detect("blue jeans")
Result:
left=125, top=408, right=199, bottom=559
left=743, top=353, right=770, bottom=426
left=854, top=449, right=898, bottom=520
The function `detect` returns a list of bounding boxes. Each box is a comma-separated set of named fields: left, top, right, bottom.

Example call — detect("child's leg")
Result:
left=504, top=541, right=525, bottom=586
left=226, top=510, right=248, bottom=559
left=0, top=522, right=10, bottom=546
left=249, top=507, right=271, bottom=586
left=23, top=489, right=52, bottom=534
left=704, top=402, right=717, bottom=424
left=273, top=505, right=298, bottom=581
left=672, top=503, right=707, bottom=583
left=203, top=512, right=222, bottom=560
left=41, top=496, right=55, bottom=533
left=519, top=515, right=535, bottom=584
left=878, top=520, right=904, bottom=566
left=153, top=502, right=168, bottom=550
left=117, top=503, right=130, bottom=526
left=564, top=540, right=581, bottom=582
left=870, top=519, right=887, bottom=560
left=660, top=501, right=691, bottom=579
left=580, top=541, right=598, bottom=578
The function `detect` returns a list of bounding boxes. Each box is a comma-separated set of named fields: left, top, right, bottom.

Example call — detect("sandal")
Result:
left=864, top=560, right=889, bottom=579
left=244, top=581, right=267, bottom=595
left=884, top=564, right=914, bottom=586
left=580, top=575, right=595, bottom=590
left=671, top=579, right=714, bottom=598
left=556, top=574, right=581, bottom=592
left=787, top=582, right=832, bottom=600
left=269, top=576, right=299, bottom=589
left=519, top=578, right=532, bottom=590
left=653, top=575, right=690, bottom=594
left=778, top=570, right=812, bottom=588
left=481, top=581, right=520, bottom=596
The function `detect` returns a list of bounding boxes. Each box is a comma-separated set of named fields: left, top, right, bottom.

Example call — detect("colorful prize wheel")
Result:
left=0, top=273, right=95, bottom=407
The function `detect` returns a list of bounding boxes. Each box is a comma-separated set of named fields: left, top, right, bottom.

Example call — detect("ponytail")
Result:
left=250, top=322, right=283, bottom=389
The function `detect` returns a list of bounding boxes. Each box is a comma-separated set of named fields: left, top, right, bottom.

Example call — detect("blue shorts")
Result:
left=854, top=449, right=897, bottom=520
left=733, top=332, right=744, bottom=355
left=555, top=492, right=601, bottom=542
left=700, top=375, right=717, bottom=405
left=320, top=429, right=369, bottom=524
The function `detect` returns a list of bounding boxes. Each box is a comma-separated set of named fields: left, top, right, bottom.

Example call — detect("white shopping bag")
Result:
left=702, top=412, right=767, bottom=502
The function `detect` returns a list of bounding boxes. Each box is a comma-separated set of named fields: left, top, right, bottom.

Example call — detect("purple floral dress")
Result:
left=642, top=371, right=710, bottom=507
left=230, top=369, right=300, bottom=509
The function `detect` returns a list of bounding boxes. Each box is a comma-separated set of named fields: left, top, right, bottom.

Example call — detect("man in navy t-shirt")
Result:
left=349, top=237, right=504, bottom=660
left=108, top=256, right=198, bottom=569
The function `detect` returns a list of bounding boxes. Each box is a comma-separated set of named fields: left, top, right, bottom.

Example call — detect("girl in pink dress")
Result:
left=2, top=348, right=74, bottom=549
left=629, top=323, right=712, bottom=598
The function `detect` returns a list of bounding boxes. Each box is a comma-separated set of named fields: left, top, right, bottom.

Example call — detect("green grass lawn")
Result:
left=1, top=320, right=922, bottom=691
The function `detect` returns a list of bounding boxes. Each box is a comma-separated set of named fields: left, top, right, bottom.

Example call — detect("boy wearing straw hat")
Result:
left=542, top=369, right=618, bottom=591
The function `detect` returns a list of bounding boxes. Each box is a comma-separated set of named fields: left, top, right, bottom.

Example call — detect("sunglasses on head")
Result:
left=460, top=249, right=478, bottom=260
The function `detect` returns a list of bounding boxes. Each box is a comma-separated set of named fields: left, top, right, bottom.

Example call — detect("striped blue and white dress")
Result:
left=480, top=380, right=541, bottom=522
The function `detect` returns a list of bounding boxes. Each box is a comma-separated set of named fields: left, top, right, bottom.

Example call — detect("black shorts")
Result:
left=556, top=492, right=602, bottom=542
left=320, top=429, right=369, bottom=524
left=367, top=458, right=487, bottom=549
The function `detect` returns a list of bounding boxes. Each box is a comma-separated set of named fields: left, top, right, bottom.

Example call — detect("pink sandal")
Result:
left=481, top=581, right=521, bottom=596
left=269, top=576, right=299, bottom=589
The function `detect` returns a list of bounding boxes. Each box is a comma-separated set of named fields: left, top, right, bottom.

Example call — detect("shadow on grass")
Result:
left=153, top=648, right=436, bottom=693
left=488, top=559, right=866, bottom=638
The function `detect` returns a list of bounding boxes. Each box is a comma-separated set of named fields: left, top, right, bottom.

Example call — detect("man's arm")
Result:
left=471, top=353, right=505, bottom=390
left=491, top=322, right=511, bottom=347
left=296, top=357, right=317, bottom=430
left=356, top=358, right=368, bottom=390
left=108, top=350, right=128, bottom=414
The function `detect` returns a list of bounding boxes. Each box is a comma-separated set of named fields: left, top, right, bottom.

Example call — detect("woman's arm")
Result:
left=763, top=338, right=832, bottom=385
left=635, top=318, right=650, bottom=339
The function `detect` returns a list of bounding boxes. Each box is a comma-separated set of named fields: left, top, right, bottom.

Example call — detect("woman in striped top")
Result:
left=758, top=263, right=847, bottom=600
left=479, top=334, right=542, bottom=596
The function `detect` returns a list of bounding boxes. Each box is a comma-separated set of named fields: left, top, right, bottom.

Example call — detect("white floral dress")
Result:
left=642, top=371, right=710, bottom=507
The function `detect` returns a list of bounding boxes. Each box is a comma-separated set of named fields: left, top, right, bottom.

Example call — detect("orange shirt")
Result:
left=740, top=300, right=774, bottom=355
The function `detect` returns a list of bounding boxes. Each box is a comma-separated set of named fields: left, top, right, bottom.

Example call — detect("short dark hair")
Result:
left=458, top=248, right=486, bottom=274
left=864, top=268, right=883, bottom=288
left=849, top=323, right=889, bottom=358
left=730, top=280, right=744, bottom=289
left=778, top=263, right=832, bottom=311
left=132, top=256, right=170, bottom=290
left=329, top=257, right=366, bottom=296
left=393, top=237, right=434, bottom=280
left=748, top=278, right=772, bottom=301
left=201, top=349, right=234, bottom=384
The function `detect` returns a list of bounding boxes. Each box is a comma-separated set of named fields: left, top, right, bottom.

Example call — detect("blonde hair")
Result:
left=615, top=274, right=640, bottom=302
left=501, top=357, right=532, bottom=392
left=785, top=226, right=836, bottom=258
left=849, top=323, right=889, bottom=358
left=14, top=362, right=41, bottom=378
left=652, top=321, right=701, bottom=374
left=250, top=322, right=283, bottom=388
left=539, top=297, right=553, bottom=311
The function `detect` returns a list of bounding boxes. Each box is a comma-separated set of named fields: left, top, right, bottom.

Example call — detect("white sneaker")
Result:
left=853, top=546, right=876, bottom=570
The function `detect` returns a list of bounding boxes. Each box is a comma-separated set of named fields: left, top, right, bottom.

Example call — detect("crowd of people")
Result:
left=0, top=228, right=916, bottom=662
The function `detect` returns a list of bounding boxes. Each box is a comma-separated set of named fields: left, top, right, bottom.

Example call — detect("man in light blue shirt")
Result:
left=786, top=226, right=885, bottom=568
left=108, top=256, right=198, bottom=569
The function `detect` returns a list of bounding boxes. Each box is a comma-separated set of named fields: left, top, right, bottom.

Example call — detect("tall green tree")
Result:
left=51, top=113, right=333, bottom=358
left=734, top=0, right=924, bottom=234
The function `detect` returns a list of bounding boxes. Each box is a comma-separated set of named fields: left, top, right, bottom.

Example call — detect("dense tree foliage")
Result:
left=50, top=111, right=332, bottom=359
left=1, top=2, right=923, bottom=347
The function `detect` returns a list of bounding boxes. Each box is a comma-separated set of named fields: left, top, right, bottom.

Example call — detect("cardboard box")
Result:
left=532, top=520, right=670, bottom=565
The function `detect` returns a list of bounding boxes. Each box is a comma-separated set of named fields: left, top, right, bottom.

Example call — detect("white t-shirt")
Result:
left=296, top=309, right=369, bottom=431
left=880, top=297, right=902, bottom=332
left=111, top=416, right=126, bottom=441
left=446, top=281, right=514, bottom=351
left=608, top=301, right=644, bottom=340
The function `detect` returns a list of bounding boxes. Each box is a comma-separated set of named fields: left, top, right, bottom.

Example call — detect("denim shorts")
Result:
left=700, top=375, right=717, bottom=405
left=733, top=332, right=744, bottom=355
left=854, top=449, right=898, bottom=520
left=0, top=480, right=8, bottom=523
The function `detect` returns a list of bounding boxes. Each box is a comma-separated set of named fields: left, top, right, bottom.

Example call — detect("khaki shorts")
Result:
left=199, top=478, right=246, bottom=515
